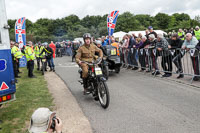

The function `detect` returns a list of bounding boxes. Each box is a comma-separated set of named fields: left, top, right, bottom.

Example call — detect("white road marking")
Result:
left=56, top=65, right=79, bottom=68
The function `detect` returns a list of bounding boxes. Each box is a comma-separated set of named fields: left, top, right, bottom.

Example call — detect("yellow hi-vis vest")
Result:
left=178, top=32, right=185, bottom=40
left=11, top=46, right=23, bottom=60
left=25, top=46, right=35, bottom=61
left=39, top=46, right=45, bottom=58
left=194, top=29, right=200, bottom=40
left=34, top=46, right=40, bottom=57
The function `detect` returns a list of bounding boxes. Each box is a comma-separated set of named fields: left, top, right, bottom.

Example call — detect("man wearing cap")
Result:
left=25, top=41, right=36, bottom=78
left=194, top=26, right=200, bottom=41
left=29, top=107, right=62, bottom=133
left=148, top=26, right=157, bottom=38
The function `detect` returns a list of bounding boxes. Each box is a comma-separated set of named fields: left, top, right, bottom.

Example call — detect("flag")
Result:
left=107, top=11, right=119, bottom=37
left=15, top=17, right=26, bottom=49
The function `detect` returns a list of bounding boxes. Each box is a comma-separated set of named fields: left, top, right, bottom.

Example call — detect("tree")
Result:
left=135, top=14, right=153, bottom=29
left=168, top=16, right=176, bottom=29
left=194, top=15, right=200, bottom=23
left=7, top=12, right=200, bottom=42
left=81, top=15, right=103, bottom=28
left=115, top=12, right=142, bottom=32
left=155, top=13, right=170, bottom=30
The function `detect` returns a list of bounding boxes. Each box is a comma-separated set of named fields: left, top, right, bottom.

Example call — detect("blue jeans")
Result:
left=46, top=57, right=55, bottom=68
left=127, top=50, right=133, bottom=66
left=66, top=47, right=72, bottom=56
left=51, top=57, right=55, bottom=68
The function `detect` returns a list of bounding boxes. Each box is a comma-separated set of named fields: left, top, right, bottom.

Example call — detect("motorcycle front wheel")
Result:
left=98, top=81, right=110, bottom=109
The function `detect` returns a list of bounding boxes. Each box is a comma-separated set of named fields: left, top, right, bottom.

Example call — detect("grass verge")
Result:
left=0, top=67, right=54, bottom=133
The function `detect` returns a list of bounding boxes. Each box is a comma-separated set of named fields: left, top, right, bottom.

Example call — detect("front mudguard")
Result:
left=100, top=77, right=107, bottom=82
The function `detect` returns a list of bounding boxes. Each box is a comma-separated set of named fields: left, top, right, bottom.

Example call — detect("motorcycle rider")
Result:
left=76, top=33, right=103, bottom=94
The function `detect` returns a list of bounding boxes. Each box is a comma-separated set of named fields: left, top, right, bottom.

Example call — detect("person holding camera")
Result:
left=28, top=108, right=62, bottom=133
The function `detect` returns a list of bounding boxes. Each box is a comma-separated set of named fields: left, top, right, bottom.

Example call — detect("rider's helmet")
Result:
left=83, top=33, right=91, bottom=41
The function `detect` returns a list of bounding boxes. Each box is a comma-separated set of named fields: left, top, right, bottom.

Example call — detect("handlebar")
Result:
left=81, top=58, right=102, bottom=66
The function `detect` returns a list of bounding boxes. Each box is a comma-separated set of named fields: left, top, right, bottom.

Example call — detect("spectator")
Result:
left=49, top=41, right=56, bottom=71
left=182, top=33, right=199, bottom=81
left=148, top=26, right=157, bottom=38
left=10, top=41, right=19, bottom=78
left=121, top=35, right=129, bottom=67
left=72, top=41, right=80, bottom=62
left=157, top=34, right=172, bottom=77
left=28, top=108, right=62, bottom=133
left=184, top=29, right=188, bottom=34
left=191, top=28, right=195, bottom=36
left=138, top=36, right=150, bottom=71
left=56, top=42, right=61, bottom=57
left=111, top=37, right=120, bottom=56
left=194, top=26, right=200, bottom=41
left=138, top=33, right=142, bottom=39
left=66, top=41, right=72, bottom=56
left=49, top=41, right=56, bottom=58
left=145, top=29, right=150, bottom=39
left=168, top=33, right=184, bottom=79
left=96, top=40, right=107, bottom=56
left=25, top=41, right=36, bottom=78
left=132, top=33, right=137, bottom=39
left=127, top=34, right=138, bottom=70
left=178, top=29, right=185, bottom=41
left=148, top=34, right=160, bottom=75
left=40, top=43, right=54, bottom=72
left=168, top=32, right=172, bottom=39
left=101, top=36, right=108, bottom=46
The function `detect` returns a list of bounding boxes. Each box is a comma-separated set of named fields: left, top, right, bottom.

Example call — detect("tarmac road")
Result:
left=55, top=56, right=200, bottom=133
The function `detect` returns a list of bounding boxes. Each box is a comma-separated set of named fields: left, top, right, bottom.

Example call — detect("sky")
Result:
left=5, top=0, right=200, bottom=22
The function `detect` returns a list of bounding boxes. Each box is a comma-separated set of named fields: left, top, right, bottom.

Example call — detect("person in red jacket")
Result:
left=49, top=41, right=56, bottom=58
left=49, top=41, right=56, bottom=72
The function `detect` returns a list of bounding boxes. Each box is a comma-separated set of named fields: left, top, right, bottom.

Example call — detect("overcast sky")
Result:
left=5, top=0, right=200, bottom=22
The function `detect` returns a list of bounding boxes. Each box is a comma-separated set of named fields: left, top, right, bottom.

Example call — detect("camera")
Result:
left=50, top=116, right=59, bottom=131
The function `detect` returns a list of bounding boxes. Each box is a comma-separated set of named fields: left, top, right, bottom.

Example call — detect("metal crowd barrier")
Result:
left=120, top=47, right=200, bottom=83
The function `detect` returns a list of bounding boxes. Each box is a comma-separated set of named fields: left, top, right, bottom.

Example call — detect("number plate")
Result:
left=95, top=67, right=103, bottom=75
left=111, top=49, right=116, bottom=55
left=42, top=59, right=46, bottom=62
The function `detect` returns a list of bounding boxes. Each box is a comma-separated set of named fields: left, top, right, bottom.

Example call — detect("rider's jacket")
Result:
left=76, top=43, right=103, bottom=63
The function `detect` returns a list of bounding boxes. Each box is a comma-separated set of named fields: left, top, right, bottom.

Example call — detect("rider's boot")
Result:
left=83, top=78, right=90, bottom=95
left=53, top=67, right=55, bottom=72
